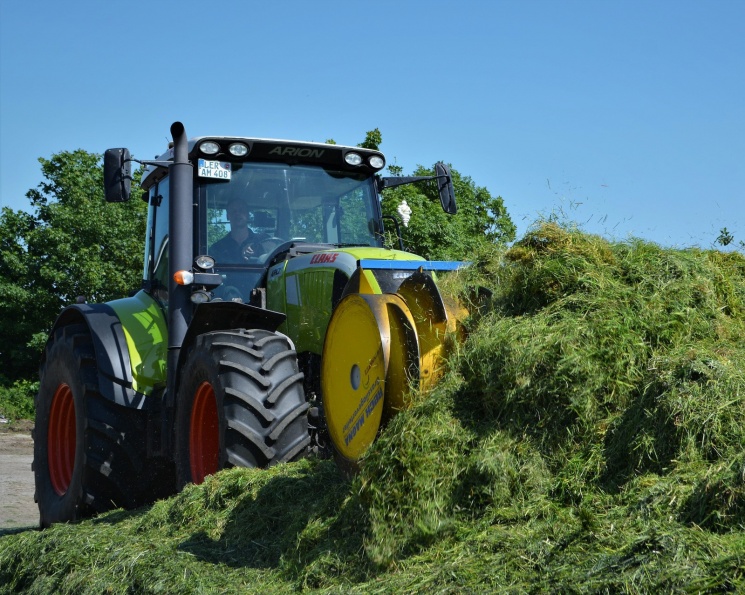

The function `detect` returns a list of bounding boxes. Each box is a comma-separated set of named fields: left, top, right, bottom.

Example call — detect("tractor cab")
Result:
left=200, top=159, right=383, bottom=304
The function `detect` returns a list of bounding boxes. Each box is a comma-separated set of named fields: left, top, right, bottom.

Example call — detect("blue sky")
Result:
left=1, top=0, right=743, bottom=248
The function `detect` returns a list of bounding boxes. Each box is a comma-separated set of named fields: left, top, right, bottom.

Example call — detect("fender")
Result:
left=176, top=300, right=287, bottom=373
left=47, top=300, right=288, bottom=409
left=46, top=304, right=153, bottom=410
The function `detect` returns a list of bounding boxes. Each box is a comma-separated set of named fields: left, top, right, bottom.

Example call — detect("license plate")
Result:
left=197, top=159, right=232, bottom=180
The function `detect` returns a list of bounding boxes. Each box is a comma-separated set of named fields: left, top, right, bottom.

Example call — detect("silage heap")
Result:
left=358, top=222, right=745, bottom=589
left=2, top=222, right=745, bottom=593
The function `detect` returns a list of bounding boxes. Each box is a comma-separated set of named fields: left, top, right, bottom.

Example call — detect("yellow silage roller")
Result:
left=321, top=271, right=467, bottom=466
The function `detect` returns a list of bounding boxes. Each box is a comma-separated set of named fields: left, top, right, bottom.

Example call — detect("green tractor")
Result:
left=34, top=122, right=467, bottom=526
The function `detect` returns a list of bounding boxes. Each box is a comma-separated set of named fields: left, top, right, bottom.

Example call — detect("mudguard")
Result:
left=176, top=300, right=287, bottom=372
left=45, top=303, right=152, bottom=409
left=47, top=298, right=289, bottom=412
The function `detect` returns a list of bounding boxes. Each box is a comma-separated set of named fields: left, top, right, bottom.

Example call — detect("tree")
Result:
left=0, top=150, right=147, bottom=384
left=380, top=163, right=515, bottom=260
left=358, top=128, right=382, bottom=151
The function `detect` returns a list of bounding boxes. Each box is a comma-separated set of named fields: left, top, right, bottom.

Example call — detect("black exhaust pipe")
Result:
left=164, top=121, right=193, bottom=454
left=167, top=121, right=193, bottom=352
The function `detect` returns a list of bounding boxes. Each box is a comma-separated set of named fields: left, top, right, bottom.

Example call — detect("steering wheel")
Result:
left=260, top=240, right=298, bottom=268
left=236, top=237, right=285, bottom=264
left=257, top=237, right=285, bottom=256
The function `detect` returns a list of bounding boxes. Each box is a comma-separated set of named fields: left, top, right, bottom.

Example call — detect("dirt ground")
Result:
left=0, top=420, right=39, bottom=531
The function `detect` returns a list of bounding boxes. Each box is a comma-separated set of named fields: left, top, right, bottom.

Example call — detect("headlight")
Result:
left=200, top=141, right=220, bottom=155
left=195, top=255, right=216, bottom=270
left=191, top=290, right=211, bottom=304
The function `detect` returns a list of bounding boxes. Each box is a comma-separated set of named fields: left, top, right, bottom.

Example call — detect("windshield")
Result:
left=200, top=162, right=381, bottom=266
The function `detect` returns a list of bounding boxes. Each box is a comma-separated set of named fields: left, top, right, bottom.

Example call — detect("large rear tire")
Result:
left=175, top=329, right=310, bottom=488
left=34, top=324, right=164, bottom=527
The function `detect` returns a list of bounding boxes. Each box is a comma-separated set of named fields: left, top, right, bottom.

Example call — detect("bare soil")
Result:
left=0, top=419, right=39, bottom=532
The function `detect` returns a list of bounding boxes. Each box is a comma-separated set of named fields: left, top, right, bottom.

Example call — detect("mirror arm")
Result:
left=378, top=162, right=456, bottom=215
left=129, top=158, right=172, bottom=168
left=378, top=173, right=449, bottom=191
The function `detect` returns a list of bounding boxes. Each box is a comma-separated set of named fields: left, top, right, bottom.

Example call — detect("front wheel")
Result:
left=174, top=329, right=310, bottom=488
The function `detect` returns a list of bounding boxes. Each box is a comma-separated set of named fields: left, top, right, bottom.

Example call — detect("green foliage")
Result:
left=0, top=380, right=37, bottom=420
left=352, top=127, right=514, bottom=260
left=381, top=164, right=516, bottom=260
left=0, top=151, right=146, bottom=385
left=717, top=226, right=745, bottom=250
left=357, top=128, right=382, bottom=151
left=717, top=226, right=735, bottom=246
left=3, top=222, right=745, bottom=592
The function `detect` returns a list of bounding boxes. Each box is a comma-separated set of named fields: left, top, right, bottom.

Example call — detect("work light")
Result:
left=368, top=156, right=385, bottom=169
left=344, top=152, right=362, bottom=166
left=199, top=141, right=220, bottom=155
left=229, top=143, right=249, bottom=157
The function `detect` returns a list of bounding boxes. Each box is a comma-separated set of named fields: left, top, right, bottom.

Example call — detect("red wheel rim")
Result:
left=48, top=383, right=76, bottom=496
left=190, top=382, right=220, bottom=484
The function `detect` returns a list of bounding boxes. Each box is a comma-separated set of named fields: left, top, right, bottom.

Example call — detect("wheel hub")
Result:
left=190, top=382, right=220, bottom=483
left=48, top=383, right=76, bottom=496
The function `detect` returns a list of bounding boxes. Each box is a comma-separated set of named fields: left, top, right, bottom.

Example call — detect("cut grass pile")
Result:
left=2, top=222, right=745, bottom=593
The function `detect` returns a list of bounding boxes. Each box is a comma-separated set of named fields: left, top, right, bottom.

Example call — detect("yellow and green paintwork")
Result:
left=108, top=291, right=167, bottom=397
left=267, top=247, right=426, bottom=356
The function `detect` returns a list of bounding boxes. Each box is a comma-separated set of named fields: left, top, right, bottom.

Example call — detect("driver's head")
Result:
left=226, top=198, right=250, bottom=228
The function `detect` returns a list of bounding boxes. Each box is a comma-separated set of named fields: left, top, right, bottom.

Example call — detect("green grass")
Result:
left=2, top=222, right=745, bottom=593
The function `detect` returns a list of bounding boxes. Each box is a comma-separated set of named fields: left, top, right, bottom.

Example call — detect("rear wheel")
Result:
left=175, top=329, right=310, bottom=487
left=34, top=324, right=163, bottom=526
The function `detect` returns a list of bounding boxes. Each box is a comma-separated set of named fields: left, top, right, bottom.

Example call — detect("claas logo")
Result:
left=309, top=253, right=339, bottom=265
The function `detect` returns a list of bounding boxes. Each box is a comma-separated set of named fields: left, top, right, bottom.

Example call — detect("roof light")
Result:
left=174, top=270, right=194, bottom=285
left=344, top=152, right=363, bottom=166
left=195, top=255, right=215, bottom=270
left=200, top=141, right=220, bottom=155
left=229, top=143, right=249, bottom=157
left=368, top=155, right=385, bottom=169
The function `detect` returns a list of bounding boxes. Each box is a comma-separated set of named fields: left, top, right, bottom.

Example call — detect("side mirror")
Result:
left=103, top=148, right=132, bottom=202
left=435, top=162, right=456, bottom=215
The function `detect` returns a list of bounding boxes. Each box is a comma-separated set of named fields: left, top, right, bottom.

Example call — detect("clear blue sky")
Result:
left=1, top=0, right=743, bottom=248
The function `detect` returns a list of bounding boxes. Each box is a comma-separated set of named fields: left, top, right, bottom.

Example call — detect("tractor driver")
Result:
left=210, top=198, right=269, bottom=263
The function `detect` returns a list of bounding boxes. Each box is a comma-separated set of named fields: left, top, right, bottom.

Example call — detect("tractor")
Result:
left=33, top=122, right=467, bottom=526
